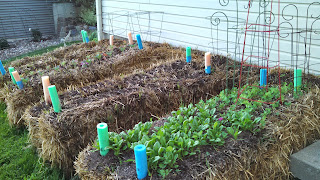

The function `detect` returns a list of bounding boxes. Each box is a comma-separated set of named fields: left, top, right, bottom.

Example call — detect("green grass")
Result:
left=0, top=103, right=65, bottom=179
left=3, top=41, right=81, bottom=65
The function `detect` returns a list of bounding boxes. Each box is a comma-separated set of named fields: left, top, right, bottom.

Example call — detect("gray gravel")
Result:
left=0, top=38, right=61, bottom=61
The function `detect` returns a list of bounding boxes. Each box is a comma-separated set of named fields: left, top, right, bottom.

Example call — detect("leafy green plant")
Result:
left=31, top=29, right=42, bottom=42
left=89, top=31, right=98, bottom=41
left=60, top=61, right=67, bottom=66
left=119, top=47, right=126, bottom=52
left=0, top=38, right=9, bottom=50
left=95, top=53, right=102, bottom=60
left=53, top=66, right=60, bottom=71
left=71, top=59, right=78, bottom=68
left=226, top=126, right=241, bottom=140
left=92, top=83, right=294, bottom=178
left=79, top=6, right=96, bottom=26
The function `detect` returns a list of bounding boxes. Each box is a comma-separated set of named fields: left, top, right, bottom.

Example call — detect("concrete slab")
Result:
left=290, top=140, right=320, bottom=180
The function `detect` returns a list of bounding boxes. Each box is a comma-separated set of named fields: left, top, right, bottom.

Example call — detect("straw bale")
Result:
left=25, top=57, right=229, bottom=175
left=7, top=41, right=183, bottom=126
left=74, top=85, right=320, bottom=179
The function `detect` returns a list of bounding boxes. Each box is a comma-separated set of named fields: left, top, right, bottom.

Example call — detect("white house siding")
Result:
left=101, top=0, right=320, bottom=74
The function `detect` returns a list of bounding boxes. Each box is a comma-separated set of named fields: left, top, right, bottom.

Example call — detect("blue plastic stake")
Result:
left=136, top=34, right=143, bottom=49
left=260, top=69, right=267, bottom=87
left=16, top=81, right=23, bottom=89
left=134, top=144, right=148, bottom=179
left=0, top=60, right=6, bottom=75
left=205, top=66, right=211, bottom=74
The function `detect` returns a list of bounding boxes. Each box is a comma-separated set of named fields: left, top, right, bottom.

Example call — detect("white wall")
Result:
left=100, top=0, right=320, bottom=74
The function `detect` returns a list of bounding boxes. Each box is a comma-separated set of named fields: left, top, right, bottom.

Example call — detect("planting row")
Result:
left=2, top=41, right=187, bottom=126
left=75, top=83, right=294, bottom=179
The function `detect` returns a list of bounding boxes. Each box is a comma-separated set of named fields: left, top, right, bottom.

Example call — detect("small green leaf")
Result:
left=166, top=146, right=173, bottom=152
left=153, top=156, right=161, bottom=162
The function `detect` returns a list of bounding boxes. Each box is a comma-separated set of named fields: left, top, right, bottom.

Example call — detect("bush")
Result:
left=79, top=6, right=97, bottom=26
left=0, top=38, right=9, bottom=50
left=31, top=29, right=42, bottom=42
left=59, top=0, right=97, bottom=26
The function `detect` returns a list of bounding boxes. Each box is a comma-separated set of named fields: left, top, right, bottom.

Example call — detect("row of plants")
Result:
left=8, top=43, right=135, bottom=86
left=93, top=83, right=294, bottom=178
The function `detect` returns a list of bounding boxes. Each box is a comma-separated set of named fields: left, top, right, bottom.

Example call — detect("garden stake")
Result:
left=205, top=52, right=211, bottom=74
left=294, top=69, right=302, bottom=91
left=136, top=34, right=143, bottom=49
left=128, top=32, right=133, bottom=45
left=8, top=67, right=17, bottom=84
left=81, top=30, right=85, bottom=43
left=84, top=31, right=89, bottom=43
left=260, top=69, right=267, bottom=87
left=42, top=76, right=51, bottom=105
left=134, top=144, right=148, bottom=179
left=110, top=35, right=114, bottom=46
left=48, top=85, right=61, bottom=113
left=186, top=47, right=191, bottom=63
left=0, top=60, right=6, bottom=75
left=12, top=71, right=23, bottom=89
left=97, top=123, right=109, bottom=156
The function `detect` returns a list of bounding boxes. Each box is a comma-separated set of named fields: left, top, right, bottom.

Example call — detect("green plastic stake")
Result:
left=294, top=69, right=302, bottom=91
left=48, top=85, right=61, bottom=113
left=186, top=47, right=191, bottom=57
left=81, top=30, right=85, bottom=43
left=97, top=123, right=109, bottom=156
left=8, top=67, right=17, bottom=85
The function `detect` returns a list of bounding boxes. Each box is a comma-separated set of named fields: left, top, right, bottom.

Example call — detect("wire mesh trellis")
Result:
left=208, top=0, right=320, bottom=95
left=104, top=10, right=164, bottom=43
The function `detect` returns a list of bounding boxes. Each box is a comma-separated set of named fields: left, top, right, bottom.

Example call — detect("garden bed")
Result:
left=24, top=56, right=237, bottom=176
left=3, top=40, right=186, bottom=126
left=74, top=82, right=320, bottom=179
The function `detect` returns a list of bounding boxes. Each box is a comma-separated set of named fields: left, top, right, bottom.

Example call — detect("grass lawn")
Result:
left=3, top=41, right=81, bottom=65
left=0, top=102, right=65, bottom=180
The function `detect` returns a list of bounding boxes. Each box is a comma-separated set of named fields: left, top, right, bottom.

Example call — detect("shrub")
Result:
left=0, top=38, right=9, bottom=50
left=79, top=6, right=97, bottom=26
left=31, top=29, right=42, bottom=42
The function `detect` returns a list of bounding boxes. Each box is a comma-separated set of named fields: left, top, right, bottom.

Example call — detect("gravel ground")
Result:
left=0, top=37, right=61, bottom=61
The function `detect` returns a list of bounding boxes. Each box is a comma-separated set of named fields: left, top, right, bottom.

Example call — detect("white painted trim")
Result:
left=96, top=0, right=104, bottom=41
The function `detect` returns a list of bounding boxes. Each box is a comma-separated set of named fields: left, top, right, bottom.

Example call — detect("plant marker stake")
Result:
left=0, top=60, right=6, bottom=75
left=186, top=47, right=191, bottom=63
left=260, top=69, right=267, bottom=87
left=136, top=34, right=143, bottom=50
left=12, top=71, right=23, bottom=89
left=48, top=85, right=61, bottom=113
left=294, top=69, right=302, bottom=91
left=8, top=67, right=17, bottom=84
left=134, top=144, right=148, bottom=179
left=42, top=76, right=52, bottom=105
left=205, top=52, right=211, bottom=74
left=128, top=32, right=133, bottom=45
left=84, top=31, right=89, bottom=43
left=81, top=30, right=85, bottom=43
left=110, top=35, right=114, bottom=46
left=97, top=123, right=109, bottom=156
